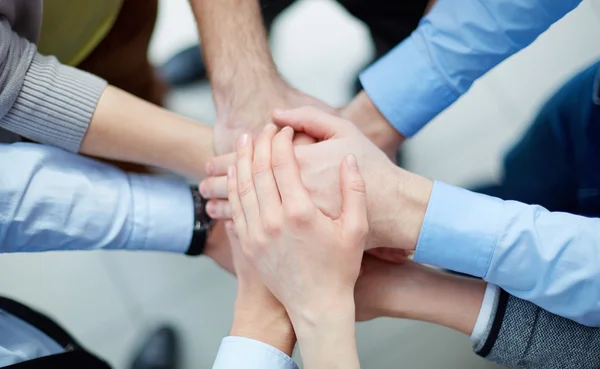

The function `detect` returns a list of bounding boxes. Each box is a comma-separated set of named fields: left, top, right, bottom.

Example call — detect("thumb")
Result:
left=273, top=107, right=346, bottom=141
left=339, top=154, right=368, bottom=238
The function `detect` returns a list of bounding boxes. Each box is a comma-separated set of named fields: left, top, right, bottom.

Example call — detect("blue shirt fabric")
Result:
left=213, top=337, right=298, bottom=369
left=414, top=181, right=600, bottom=327
left=0, top=142, right=193, bottom=254
left=360, top=0, right=582, bottom=137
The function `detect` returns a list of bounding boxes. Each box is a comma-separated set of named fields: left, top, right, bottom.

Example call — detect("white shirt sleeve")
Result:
left=212, top=336, right=298, bottom=369
left=470, top=283, right=500, bottom=342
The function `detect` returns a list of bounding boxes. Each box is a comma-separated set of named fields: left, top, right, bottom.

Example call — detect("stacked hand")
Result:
left=207, top=107, right=483, bottom=369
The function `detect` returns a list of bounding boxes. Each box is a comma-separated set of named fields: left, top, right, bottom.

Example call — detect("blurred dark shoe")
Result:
left=161, top=45, right=207, bottom=86
left=130, top=325, right=180, bottom=369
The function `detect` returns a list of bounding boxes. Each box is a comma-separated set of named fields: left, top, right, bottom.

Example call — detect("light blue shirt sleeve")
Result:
left=414, top=181, right=600, bottom=326
left=0, top=142, right=193, bottom=254
left=360, top=0, right=582, bottom=137
left=213, top=336, right=298, bottom=369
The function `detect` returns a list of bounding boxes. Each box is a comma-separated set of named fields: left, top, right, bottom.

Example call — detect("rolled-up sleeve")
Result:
left=414, top=181, right=600, bottom=326
left=360, top=0, right=581, bottom=137
left=0, top=142, right=193, bottom=254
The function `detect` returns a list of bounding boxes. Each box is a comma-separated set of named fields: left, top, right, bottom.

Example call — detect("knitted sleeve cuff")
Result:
left=2, top=52, right=107, bottom=152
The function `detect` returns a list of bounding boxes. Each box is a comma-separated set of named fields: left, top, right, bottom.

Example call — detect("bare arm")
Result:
left=81, top=86, right=215, bottom=180
left=355, top=256, right=485, bottom=335
left=189, top=0, right=333, bottom=154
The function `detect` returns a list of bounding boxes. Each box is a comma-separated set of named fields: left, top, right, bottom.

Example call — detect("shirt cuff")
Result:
left=359, top=35, right=459, bottom=137
left=213, top=336, right=298, bottom=369
left=470, top=284, right=499, bottom=343
left=127, top=174, right=193, bottom=253
left=413, top=181, right=504, bottom=277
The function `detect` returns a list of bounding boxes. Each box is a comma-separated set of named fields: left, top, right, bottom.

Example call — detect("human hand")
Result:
left=226, top=221, right=295, bottom=354
left=228, top=123, right=367, bottom=322
left=202, top=107, right=432, bottom=251
left=341, top=91, right=405, bottom=162
left=203, top=220, right=234, bottom=274
left=213, top=79, right=336, bottom=155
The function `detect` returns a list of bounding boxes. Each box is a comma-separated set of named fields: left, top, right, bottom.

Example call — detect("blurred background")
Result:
left=1, top=0, right=599, bottom=368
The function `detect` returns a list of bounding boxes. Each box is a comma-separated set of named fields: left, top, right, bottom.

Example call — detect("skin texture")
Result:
left=201, top=107, right=433, bottom=251
left=228, top=124, right=365, bottom=368
left=190, top=0, right=334, bottom=155
left=82, top=86, right=233, bottom=180
left=227, top=222, right=295, bottom=355
left=355, top=255, right=485, bottom=336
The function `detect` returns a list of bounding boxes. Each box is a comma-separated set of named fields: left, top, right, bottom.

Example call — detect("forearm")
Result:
left=190, top=0, right=280, bottom=115
left=379, top=264, right=485, bottom=336
left=81, top=85, right=214, bottom=180
left=292, top=300, right=360, bottom=369
left=343, top=91, right=404, bottom=159
left=414, top=181, right=600, bottom=326
left=0, top=143, right=193, bottom=254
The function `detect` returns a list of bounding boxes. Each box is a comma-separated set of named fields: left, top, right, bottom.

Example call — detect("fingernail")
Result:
left=205, top=162, right=214, bottom=176
left=346, top=154, right=358, bottom=170
left=263, top=123, right=275, bottom=132
left=225, top=220, right=236, bottom=233
left=238, top=134, right=249, bottom=147
left=282, top=126, right=293, bottom=134
left=273, top=109, right=285, bottom=117
left=227, top=165, right=234, bottom=178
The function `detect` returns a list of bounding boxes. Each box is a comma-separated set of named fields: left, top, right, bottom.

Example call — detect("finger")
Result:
left=272, top=107, right=346, bottom=141
left=205, top=200, right=232, bottom=220
left=253, top=124, right=281, bottom=214
left=339, top=154, right=368, bottom=237
left=236, top=134, right=261, bottom=226
left=206, top=152, right=236, bottom=176
left=227, top=165, right=247, bottom=237
left=292, top=132, right=316, bottom=146
left=199, top=176, right=228, bottom=199
left=271, top=126, right=313, bottom=206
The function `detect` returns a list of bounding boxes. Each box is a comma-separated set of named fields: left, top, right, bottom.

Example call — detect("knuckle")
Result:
left=252, top=159, right=271, bottom=177
left=262, top=217, right=282, bottom=236
left=250, top=233, right=268, bottom=250
left=284, top=203, right=313, bottom=225
left=348, top=179, right=367, bottom=194
left=237, top=179, right=255, bottom=197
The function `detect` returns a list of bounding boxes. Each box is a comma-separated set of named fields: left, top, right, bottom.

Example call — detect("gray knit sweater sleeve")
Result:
left=0, top=18, right=107, bottom=152
left=474, top=290, right=600, bottom=369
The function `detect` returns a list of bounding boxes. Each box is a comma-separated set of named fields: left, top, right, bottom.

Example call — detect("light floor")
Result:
left=2, top=0, right=600, bottom=368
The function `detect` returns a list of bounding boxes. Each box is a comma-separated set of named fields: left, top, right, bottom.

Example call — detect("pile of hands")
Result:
left=198, top=104, right=463, bottom=365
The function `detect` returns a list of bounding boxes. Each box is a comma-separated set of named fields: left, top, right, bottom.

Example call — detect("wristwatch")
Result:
left=186, top=186, right=215, bottom=256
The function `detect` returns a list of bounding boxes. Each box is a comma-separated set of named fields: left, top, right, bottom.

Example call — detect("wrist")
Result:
left=368, top=166, right=432, bottom=250
left=232, top=295, right=296, bottom=355
left=345, top=91, right=404, bottom=155
left=213, top=72, right=286, bottom=123
left=289, top=296, right=355, bottom=338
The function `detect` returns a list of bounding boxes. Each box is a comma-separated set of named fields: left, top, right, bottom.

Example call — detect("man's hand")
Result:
left=341, top=91, right=405, bottom=162
left=214, top=80, right=336, bottom=154
left=202, top=220, right=235, bottom=274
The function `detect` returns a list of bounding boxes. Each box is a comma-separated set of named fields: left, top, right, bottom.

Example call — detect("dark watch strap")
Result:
left=186, top=187, right=214, bottom=256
